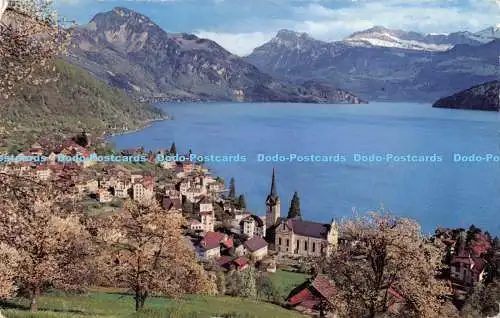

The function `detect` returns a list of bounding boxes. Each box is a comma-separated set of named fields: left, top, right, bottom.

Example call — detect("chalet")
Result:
left=287, top=274, right=336, bottom=317
left=196, top=232, right=232, bottom=260
left=240, top=215, right=266, bottom=238
left=244, top=236, right=268, bottom=261
left=216, top=255, right=250, bottom=271
left=232, top=256, right=249, bottom=271
left=288, top=275, right=405, bottom=316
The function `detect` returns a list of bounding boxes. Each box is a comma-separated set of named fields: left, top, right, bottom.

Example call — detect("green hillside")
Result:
left=0, top=59, right=164, bottom=149
left=1, top=292, right=307, bottom=318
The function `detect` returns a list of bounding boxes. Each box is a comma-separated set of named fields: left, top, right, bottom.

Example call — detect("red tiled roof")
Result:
left=216, top=256, right=233, bottom=267
left=288, top=287, right=317, bottom=306
left=201, top=232, right=225, bottom=250
left=244, top=237, right=268, bottom=252
left=233, top=256, right=249, bottom=268
left=311, top=274, right=336, bottom=299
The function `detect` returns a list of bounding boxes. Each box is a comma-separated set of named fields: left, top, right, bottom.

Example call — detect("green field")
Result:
left=268, top=270, right=309, bottom=299
left=1, top=292, right=307, bottom=318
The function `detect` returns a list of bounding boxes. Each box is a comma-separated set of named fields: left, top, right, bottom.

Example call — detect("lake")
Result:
left=113, top=102, right=500, bottom=234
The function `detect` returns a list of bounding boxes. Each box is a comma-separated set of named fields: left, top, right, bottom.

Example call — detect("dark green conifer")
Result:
left=288, top=191, right=301, bottom=219
left=229, top=178, right=236, bottom=199
left=170, top=142, right=177, bottom=155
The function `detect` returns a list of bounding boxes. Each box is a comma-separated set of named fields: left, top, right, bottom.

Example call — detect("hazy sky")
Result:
left=55, top=0, right=500, bottom=55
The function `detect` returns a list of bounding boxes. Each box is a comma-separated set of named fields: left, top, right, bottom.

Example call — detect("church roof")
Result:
left=266, top=168, right=279, bottom=203
left=285, top=219, right=331, bottom=239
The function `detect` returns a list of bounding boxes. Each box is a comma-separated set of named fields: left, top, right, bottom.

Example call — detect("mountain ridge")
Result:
left=432, top=81, right=500, bottom=111
left=66, top=7, right=365, bottom=105
left=245, top=28, right=499, bottom=102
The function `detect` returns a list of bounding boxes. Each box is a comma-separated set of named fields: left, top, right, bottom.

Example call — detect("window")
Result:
left=279, top=237, right=282, bottom=246
left=296, top=240, right=299, bottom=249
left=286, top=239, right=289, bottom=247
left=312, top=242, right=316, bottom=252
left=304, top=241, right=308, bottom=251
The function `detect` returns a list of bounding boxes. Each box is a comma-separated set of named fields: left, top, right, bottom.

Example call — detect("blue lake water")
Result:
left=113, top=102, right=500, bottom=234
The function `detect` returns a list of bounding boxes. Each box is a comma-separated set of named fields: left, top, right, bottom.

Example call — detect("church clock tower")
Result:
left=266, top=168, right=281, bottom=229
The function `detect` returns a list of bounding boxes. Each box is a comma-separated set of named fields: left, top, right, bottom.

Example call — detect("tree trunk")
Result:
left=139, top=293, right=147, bottom=310
left=135, top=290, right=140, bottom=312
left=30, top=287, right=40, bottom=312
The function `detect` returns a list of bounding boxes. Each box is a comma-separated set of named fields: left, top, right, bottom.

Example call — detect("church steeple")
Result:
left=266, top=168, right=281, bottom=229
left=269, top=168, right=278, bottom=200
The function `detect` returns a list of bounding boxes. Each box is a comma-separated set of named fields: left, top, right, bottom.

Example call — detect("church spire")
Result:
left=266, top=168, right=279, bottom=205
left=270, top=168, right=278, bottom=199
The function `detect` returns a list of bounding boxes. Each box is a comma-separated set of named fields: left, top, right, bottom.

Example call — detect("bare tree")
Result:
left=96, top=199, right=216, bottom=311
left=0, top=173, right=94, bottom=311
left=322, top=213, right=453, bottom=318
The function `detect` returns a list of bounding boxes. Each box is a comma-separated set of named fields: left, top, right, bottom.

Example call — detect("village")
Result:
left=0, top=135, right=499, bottom=317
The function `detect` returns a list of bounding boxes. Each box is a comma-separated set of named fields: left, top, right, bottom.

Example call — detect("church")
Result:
left=264, top=169, right=338, bottom=257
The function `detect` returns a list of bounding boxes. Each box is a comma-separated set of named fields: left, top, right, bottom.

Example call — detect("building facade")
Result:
left=274, top=218, right=338, bottom=257
left=240, top=214, right=266, bottom=238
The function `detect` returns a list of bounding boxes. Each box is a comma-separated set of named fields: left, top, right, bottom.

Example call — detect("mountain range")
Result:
left=64, top=7, right=500, bottom=105
left=245, top=27, right=499, bottom=102
left=66, top=8, right=365, bottom=104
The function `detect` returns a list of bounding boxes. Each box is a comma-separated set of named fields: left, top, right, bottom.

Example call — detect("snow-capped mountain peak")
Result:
left=342, top=27, right=453, bottom=51
left=342, top=25, right=496, bottom=52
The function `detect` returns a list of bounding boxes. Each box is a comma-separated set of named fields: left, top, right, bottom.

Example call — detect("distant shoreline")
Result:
left=108, top=116, right=169, bottom=138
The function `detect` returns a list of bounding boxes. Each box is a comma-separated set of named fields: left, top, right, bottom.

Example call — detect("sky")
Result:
left=54, top=0, right=500, bottom=56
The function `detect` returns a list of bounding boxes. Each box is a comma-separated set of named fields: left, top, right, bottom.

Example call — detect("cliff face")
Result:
left=432, top=81, right=500, bottom=111
left=66, top=7, right=364, bottom=104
